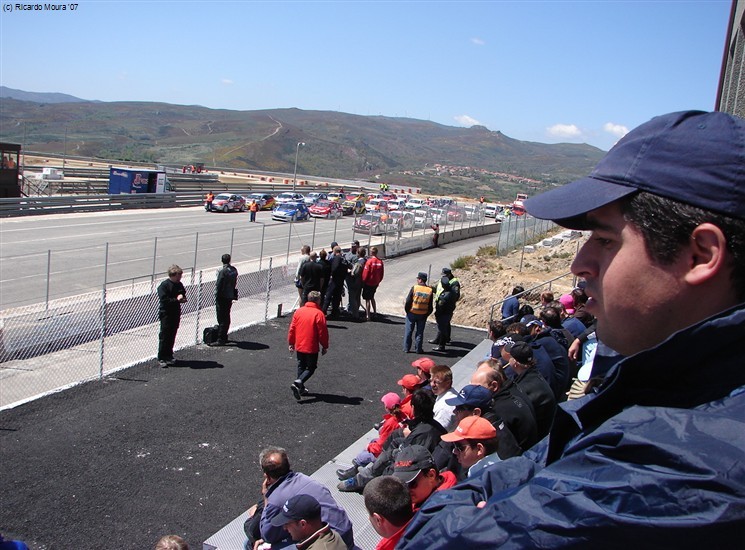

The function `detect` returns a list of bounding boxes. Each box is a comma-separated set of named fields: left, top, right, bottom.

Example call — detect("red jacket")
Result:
left=288, top=302, right=329, bottom=353
left=367, top=412, right=407, bottom=457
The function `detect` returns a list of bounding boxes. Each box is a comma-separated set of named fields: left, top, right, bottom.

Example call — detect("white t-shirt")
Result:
left=434, top=387, right=458, bottom=431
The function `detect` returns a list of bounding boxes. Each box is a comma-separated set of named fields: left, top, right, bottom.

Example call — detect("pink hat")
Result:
left=381, top=392, right=401, bottom=409
left=559, top=294, right=575, bottom=314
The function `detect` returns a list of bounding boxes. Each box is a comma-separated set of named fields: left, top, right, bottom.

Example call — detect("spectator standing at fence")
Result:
left=288, top=290, right=329, bottom=400
left=157, top=265, right=187, bottom=367
left=213, top=254, right=238, bottom=346
left=347, top=246, right=367, bottom=319
left=362, top=247, right=384, bottom=321
left=295, top=245, right=311, bottom=304
left=403, top=272, right=434, bottom=354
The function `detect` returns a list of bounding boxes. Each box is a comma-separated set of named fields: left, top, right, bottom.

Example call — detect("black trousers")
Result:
left=295, top=351, right=319, bottom=386
left=323, top=279, right=344, bottom=314
left=434, top=309, right=453, bottom=345
left=158, top=312, right=180, bottom=360
left=215, top=298, right=233, bottom=342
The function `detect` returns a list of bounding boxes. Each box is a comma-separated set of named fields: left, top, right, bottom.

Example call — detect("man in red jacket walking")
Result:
left=288, top=290, right=329, bottom=400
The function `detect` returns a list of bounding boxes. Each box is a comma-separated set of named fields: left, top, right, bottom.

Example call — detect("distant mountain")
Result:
left=0, top=91, right=604, bottom=200
left=0, top=86, right=90, bottom=104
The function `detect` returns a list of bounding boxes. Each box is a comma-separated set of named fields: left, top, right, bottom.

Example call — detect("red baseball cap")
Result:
left=411, top=357, right=435, bottom=373
left=398, top=374, right=423, bottom=391
left=441, top=416, right=497, bottom=442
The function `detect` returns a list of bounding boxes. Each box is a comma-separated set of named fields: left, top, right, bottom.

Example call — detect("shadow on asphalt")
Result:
left=297, top=393, right=365, bottom=406
left=234, top=341, right=271, bottom=351
left=368, top=315, right=404, bottom=326
left=176, top=360, right=225, bottom=370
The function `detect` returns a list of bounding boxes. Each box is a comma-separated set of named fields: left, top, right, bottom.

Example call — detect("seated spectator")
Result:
left=430, top=365, right=458, bottom=431
left=504, top=341, right=557, bottom=439
left=470, top=360, right=539, bottom=452
left=336, top=392, right=406, bottom=480
left=441, top=416, right=501, bottom=478
left=338, top=390, right=446, bottom=493
left=559, top=293, right=576, bottom=315
left=154, top=535, right=188, bottom=550
left=363, top=476, right=414, bottom=550
left=539, top=291, right=554, bottom=308
left=397, top=374, right=424, bottom=418
left=392, top=445, right=457, bottom=510
left=514, top=320, right=572, bottom=401
left=537, top=308, right=576, bottom=348
left=411, top=357, right=435, bottom=388
left=269, top=494, right=346, bottom=550
left=252, top=447, right=354, bottom=549
left=501, top=285, right=524, bottom=324
left=433, top=384, right=522, bottom=476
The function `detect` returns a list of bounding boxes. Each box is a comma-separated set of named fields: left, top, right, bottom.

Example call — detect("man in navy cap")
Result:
left=269, top=494, right=348, bottom=550
left=400, top=111, right=745, bottom=548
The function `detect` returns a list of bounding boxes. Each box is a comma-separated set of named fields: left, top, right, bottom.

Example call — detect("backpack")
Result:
left=203, top=325, right=220, bottom=345
left=363, top=257, right=384, bottom=286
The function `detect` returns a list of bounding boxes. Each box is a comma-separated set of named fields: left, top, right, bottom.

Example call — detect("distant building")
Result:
left=717, top=1, right=745, bottom=117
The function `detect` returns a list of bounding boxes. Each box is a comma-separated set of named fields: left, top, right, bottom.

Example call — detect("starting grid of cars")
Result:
left=207, top=190, right=509, bottom=232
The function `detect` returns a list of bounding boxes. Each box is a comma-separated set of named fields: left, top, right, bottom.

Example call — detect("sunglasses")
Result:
left=453, top=441, right=472, bottom=452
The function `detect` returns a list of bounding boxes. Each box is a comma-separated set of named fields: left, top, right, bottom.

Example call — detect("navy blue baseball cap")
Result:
left=525, top=111, right=745, bottom=228
left=445, top=384, right=493, bottom=409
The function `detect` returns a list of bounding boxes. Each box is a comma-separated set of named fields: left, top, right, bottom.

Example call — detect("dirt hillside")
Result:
left=451, top=229, right=587, bottom=329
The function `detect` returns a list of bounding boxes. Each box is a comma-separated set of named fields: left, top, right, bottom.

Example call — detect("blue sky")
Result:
left=0, top=1, right=732, bottom=150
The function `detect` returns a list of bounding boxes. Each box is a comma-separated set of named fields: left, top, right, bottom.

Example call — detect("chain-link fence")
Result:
left=0, top=257, right=296, bottom=409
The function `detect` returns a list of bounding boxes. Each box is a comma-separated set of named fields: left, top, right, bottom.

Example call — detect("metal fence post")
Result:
left=496, top=220, right=502, bottom=256
left=311, top=217, right=317, bottom=250
left=194, top=270, right=203, bottom=344
left=192, top=232, right=199, bottom=285
left=99, top=283, right=107, bottom=379
left=285, top=220, right=292, bottom=265
left=265, top=257, right=273, bottom=322
left=230, top=227, right=235, bottom=257
left=151, top=236, right=158, bottom=290
left=259, top=224, right=266, bottom=271
left=45, top=249, right=51, bottom=310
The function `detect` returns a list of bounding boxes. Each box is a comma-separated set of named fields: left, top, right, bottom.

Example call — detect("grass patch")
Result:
left=477, top=245, right=497, bottom=257
left=451, top=255, right=475, bottom=270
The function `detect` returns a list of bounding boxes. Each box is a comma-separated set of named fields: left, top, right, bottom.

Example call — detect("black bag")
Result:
left=203, top=325, right=220, bottom=345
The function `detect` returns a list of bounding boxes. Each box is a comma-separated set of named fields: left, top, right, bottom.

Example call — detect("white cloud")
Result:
left=603, top=122, right=628, bottom=138
left=454, top=114, right=482, bottom=127
left=471, top=37, right=485, bottom=46
left=546, top=123, right=583, bottom=139
left=221, top=78, right=234, bottom=85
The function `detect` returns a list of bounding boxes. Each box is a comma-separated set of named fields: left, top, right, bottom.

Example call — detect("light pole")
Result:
left=292, top=141, right=305, bottom=192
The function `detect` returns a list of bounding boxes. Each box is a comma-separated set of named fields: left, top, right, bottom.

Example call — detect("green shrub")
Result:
left=451, top=255, right=475, bottom=270
left=477, top=245, right=497, bottom=257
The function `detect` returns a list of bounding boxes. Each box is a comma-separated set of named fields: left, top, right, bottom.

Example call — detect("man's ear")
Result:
left=685, top=223, right=729, bottom=286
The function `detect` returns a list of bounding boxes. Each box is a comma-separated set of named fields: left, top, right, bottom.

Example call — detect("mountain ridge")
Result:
left=0, top=87, right=604, bottom=200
